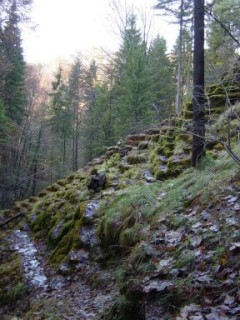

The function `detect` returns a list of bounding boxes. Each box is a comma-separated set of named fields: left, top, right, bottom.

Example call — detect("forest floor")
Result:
left=1, top=226, right=117, bottom=320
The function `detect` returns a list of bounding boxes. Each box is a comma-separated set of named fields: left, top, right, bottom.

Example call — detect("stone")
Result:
left=79, top=226, right=99, bottom=247
left=69, top=249, right=90, bottom=264
left=84, top=200, right=99, bottom=222
left=87, top=171, right=106, bottom=192
left=51, top=221, right=64, bottom=241
left=126, top=134, right=147, bottom=146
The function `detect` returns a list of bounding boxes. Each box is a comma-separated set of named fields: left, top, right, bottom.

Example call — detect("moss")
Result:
left=122, top=167, right=141, bottom=180
left=0, top=252, right=25, bottom=307
left=32, top=211, right=52, bottom=232
left=24, top=298, right=72, bottom=320
left=76, top=202, right=88, bottom=224
left=38, top=190, right=48, bottom=197
left=98, top=185, right=158, bottom=249
left=67, top=174, right=75, bottom=182
left=48, top=220, right=74, bottom=246
left=50, top=233, right=74, bottom=264
left=138, top=141, right=149, bottom=150
left=46, top=183, right=61, bottom=192
left=64, top=188, right=82, bottom=204
left=28, top=196, right=38, bottom=203
left=118, top=162, right=132, bottom=173
left=126, top=154, right=146, bottom=165
left=150, top=134, right=160, bottom=142
left=57, top=179, right=67, bottom=186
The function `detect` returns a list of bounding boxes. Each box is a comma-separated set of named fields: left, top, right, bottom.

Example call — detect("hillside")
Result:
left=1, top=84, right=240, bottom=319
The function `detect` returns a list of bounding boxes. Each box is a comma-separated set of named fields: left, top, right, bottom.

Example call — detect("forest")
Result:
left=1, top=0, right=240, bottom=319
left=0, top=0, right=239, bottom=208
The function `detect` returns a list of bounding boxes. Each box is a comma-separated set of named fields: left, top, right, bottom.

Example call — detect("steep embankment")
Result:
left=1, top=83, right=240, bottom=319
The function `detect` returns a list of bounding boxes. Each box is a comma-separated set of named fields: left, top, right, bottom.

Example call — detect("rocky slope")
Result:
left=1, top=83, right=240, bottom=319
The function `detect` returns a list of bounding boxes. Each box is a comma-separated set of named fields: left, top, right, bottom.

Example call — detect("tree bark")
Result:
left=192, top=0, right=205, bottom=167
left=175, top=0, right=184, bottom=114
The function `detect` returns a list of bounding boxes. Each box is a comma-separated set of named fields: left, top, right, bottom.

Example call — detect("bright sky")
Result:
left=21, top=0, right=178, bottom=64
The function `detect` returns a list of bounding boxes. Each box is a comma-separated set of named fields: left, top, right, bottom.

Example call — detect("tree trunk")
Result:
left=192, top=0, right=205, bottom=167
left=175, top=0, right=184, bottom=114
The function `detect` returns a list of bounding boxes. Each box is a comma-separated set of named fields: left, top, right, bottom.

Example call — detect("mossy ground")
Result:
left=0, top=231, right=26, bottom=314
left=1, top=88, right=240, bottom=318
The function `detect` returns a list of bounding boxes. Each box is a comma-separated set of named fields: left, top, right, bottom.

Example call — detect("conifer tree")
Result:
left=1, top=0, right=26, bottom=124
left=49, top=65, right=72, bottom=175
left=113, top=14, right=153, bottom=137
left=66, top=55, right=84, bottom=171
left=148, top=36, right=175, bottom=120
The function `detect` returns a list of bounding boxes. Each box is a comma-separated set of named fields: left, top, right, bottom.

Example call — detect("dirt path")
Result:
left=7, top=228, right=116, bottom=319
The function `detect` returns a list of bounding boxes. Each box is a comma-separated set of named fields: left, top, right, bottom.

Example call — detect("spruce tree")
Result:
left=148, top=36, right=175, bottom=120
left=1, top=0, right=26, bottom=124
left=113, top=14, right=153, bottom=137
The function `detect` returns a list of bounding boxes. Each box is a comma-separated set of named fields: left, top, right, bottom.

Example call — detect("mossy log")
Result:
left=0, top=212, right=23, bottom=228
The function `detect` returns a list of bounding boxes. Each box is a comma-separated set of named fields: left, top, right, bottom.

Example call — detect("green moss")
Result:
left=50, top=233, right=74, bottom=264
left=138, top=141, right=149, bottom=150
left=46, top=183, right=61, bottom=192
left=38, top=190, right=48, bottom=197
left=118, top=162, right=132, bottom=173
left=67, top=174, right=75, bottom=182
left=24, top=298, right=72, bottom=320
left=57, top=179, right=67, bottom=186
left=0, top=251, right=25, bottom=307
left=32, top=211, right=52, bottom=232
left=127, top=154, right=146, bottom=165
left=48, top=220, right=74, bottom=246
left=64, top=188, right=82, bottom=204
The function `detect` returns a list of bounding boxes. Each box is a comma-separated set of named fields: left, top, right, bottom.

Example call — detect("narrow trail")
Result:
left=8, top=228, right=116, bottom=320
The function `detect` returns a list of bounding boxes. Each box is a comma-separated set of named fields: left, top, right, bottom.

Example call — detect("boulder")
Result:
left=87, top=171, right=106, bottom=191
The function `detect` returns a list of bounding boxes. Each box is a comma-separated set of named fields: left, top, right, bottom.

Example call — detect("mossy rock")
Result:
left=119, top=162, right=132, bottom=173
left=46, top=183, right=61, bottom=192
left=149, top=134, right=160, bottom=143
left=67, top=174, right=75, bottom=183
left=138, top=141, right=149, bottom=150
left=28, top=196, right=38, bottom=203
left=154, top=165, right=170, bottom=180
left=75, top=202, right=87, bottom=224
left=31, top=210, right=55, bottom=233
left=167, top=155, right=191, bottom=170
left=48, top=220, right=74, bottom=246
left=38, top=190, right=48, bottom=197
left=127, top=154, right=147, bottom=165
left=64, top=188, right=82, bottom=204
left=106, top=153, right=121, bottom=168
left=144, top=127, right=160, bottom=135
left=56, top=179, right=67, bottom=186
left=50, top=233, right=74, bottom=264
left=206, top=141, right=224, bottom=151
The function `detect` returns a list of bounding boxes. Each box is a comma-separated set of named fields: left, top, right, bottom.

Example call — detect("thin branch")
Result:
left=205, top=9, right=240, bottom=47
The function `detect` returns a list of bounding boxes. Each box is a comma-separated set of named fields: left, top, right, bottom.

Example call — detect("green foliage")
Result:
left=151, top=152, right=237, bottom=219
left=0, top=250, right=25, bottom=307
left=1, top=1, right=26, bottom=124
left=148, top=36, right=175, bottom=119
left=113, top=14, right=154, bottom=137
left=98, top=184, right=159, bottom=248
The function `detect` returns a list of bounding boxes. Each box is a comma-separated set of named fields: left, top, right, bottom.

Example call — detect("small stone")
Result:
left=234, top=202, right=240, bottom=210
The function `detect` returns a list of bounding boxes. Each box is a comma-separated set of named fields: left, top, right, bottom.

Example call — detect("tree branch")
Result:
left=0, top=212, right=23, bottom=228
left=205, top=9, right=240, bottom=47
